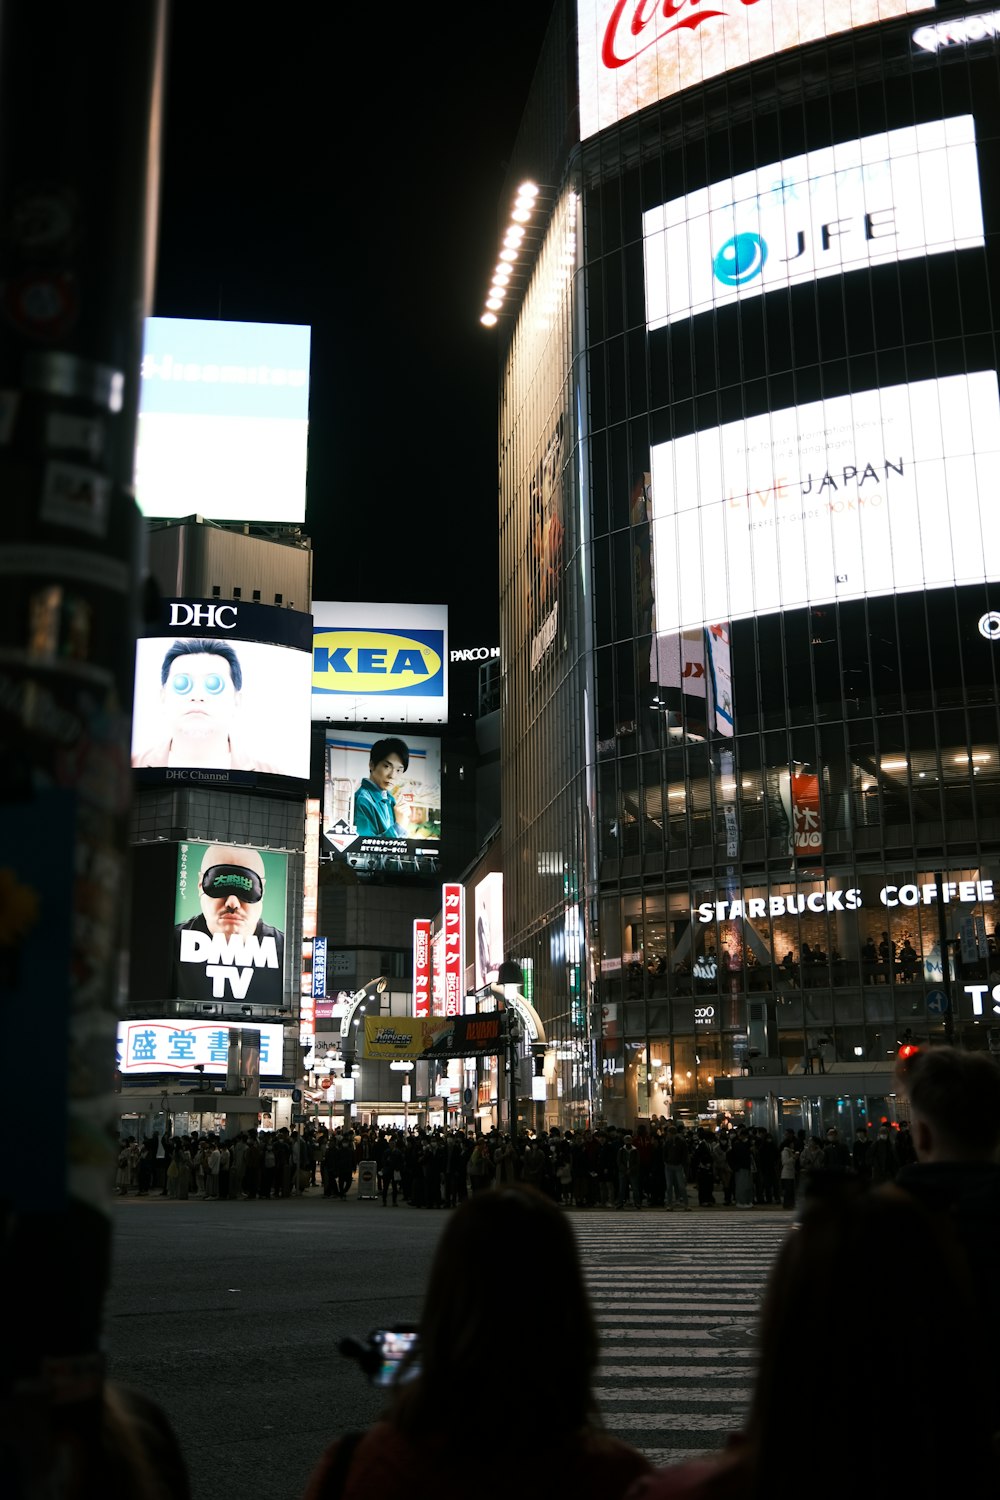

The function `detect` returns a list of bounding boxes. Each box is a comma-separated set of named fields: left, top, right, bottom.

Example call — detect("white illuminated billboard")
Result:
left=578, top=0, right=934, bottom=140
left=474, top=872, right=504, bottom=990
left=117, top=1019, right=285, bottom=1076
left=312, top=601, right=448, bottom=723
left=136, top=316, right=310, bottom=523
left=649, top=373, right=1000, bottom=634
left=644, top=116, right=983, bottom=329
left=131, top=599, right=312, bottom=784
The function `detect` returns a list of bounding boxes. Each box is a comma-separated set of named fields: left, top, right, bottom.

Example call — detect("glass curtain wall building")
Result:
left=499, top=2, right=1000, bottom=1133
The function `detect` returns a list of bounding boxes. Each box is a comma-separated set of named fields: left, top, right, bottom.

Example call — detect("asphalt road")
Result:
left=106, top=1191, right=790, bottom=1499
left=105, top=1191, right=447, bottom=1500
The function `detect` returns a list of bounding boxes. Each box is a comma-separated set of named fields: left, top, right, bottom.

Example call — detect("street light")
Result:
left=338, top=976, right=388, bottom=1127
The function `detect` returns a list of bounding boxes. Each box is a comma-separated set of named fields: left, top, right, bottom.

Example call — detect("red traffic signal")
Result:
left=898, top=1042, right=920, bottom=1061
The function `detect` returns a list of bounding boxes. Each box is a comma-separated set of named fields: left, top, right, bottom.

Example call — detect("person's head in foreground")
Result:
left=393, top=1185, right=598, bottom=1445
left=685, top=1180, right=994, bottom=1497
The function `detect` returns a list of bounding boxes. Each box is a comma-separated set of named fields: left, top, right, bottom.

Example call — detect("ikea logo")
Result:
left=312, top=628, right=445, bottom=697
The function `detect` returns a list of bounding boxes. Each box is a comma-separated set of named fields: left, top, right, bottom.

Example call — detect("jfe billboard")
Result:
left=311, top=602, right=448, bottom=723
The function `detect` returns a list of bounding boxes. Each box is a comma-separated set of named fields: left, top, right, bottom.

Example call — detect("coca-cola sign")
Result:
left=578, top=0, right=935, bottom=140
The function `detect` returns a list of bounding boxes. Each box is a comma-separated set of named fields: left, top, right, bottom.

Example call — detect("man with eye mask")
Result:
left=132, top=639, right=275, bottom=771
left=173, top=843, right=284, bottom=1005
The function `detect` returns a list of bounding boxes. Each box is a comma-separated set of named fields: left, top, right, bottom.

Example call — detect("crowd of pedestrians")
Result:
left=115, top=1111, right=919, bottom=1212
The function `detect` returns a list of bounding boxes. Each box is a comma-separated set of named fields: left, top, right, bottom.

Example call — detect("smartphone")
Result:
left=369, top=1327, right=420, bottom=1387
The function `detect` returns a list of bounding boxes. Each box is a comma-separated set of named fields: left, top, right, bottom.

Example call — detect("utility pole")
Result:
left=0, top=4, right=167, bottom=1493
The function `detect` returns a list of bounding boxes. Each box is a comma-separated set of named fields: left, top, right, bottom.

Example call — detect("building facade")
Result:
left=120, top=519, right=313, bottom=1136
left=499, top=1, right=1000, bottom=1134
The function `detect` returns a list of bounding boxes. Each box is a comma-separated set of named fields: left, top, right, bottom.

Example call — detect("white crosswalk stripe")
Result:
left=568, top=1208, right=790, bottom=1465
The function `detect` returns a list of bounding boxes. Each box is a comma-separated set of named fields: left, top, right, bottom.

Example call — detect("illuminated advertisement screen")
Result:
left=312, top=601, right=448, bottom=723
left=174, top=841, right=288, bottom=1005
left=323, top=729, right=441, bottom=880
left=131, top=599, right=312, bottom=787
left=135, top=316, right=310, bottom=523
left=651, top=624, right=734, bottom=739
left=117, top=1018, right=284, bottom=1076
left=577, top=0, right=934, bottom=140
left=474, top=872, right=504, bottom=990
left=643, top=116, right=983, bottom=329
left=649, top=372, right=1000, bottom=634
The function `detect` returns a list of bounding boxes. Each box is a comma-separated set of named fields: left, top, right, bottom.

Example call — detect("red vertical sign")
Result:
left=442, top=882, right=464, bottom=1018
left=791, top=773, right=822, bottom=856
left=413, top=918, right=432, bottom=1019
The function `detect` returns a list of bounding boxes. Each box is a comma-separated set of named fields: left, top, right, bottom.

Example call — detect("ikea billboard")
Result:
left=311, top=602, right=448, bottom=723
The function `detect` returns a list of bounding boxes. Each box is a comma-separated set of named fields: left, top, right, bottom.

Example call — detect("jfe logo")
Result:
left=312, top=628, right=444, bottom=697
left=713, top=232, right=768, bottom=286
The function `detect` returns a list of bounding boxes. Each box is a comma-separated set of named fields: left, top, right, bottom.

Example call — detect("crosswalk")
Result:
left=569, top=1207, right=791, bottom=1465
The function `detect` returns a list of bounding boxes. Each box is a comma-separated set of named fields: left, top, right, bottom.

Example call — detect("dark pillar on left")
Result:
left=0, top=4, right=167, bottom=1494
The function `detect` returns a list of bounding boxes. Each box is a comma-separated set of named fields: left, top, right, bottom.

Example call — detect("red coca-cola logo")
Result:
left=601, top=0, right=765, bottom=69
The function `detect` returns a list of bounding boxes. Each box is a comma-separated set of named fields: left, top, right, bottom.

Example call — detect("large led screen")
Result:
left=649, top=373, right=1000, bottom=635
left=118, top=1019, right=284, bottom=1076
left=312, top=601, right=448, bottom=723
left=173, top=841, right=288, bottom=1005
left=643, top=116, right=983, bottom=329
left=322, top=730, right=441, bottom=879
left=578, top=0, right=934, bottom=140
left=135, top=317, right=310, bottom=523
left=131, top=599, right=312, bottom=786
left=474, top=872, right=504, bottom=990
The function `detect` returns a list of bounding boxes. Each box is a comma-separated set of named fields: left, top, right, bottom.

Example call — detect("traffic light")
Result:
left=897, top=1029, right=920, bottom=1061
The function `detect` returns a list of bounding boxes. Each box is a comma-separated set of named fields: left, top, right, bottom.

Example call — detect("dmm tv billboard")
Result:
left=126, top=840, right=289, bottom=1008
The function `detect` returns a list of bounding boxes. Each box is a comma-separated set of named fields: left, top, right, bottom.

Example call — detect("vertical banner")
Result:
left=790, top=773, right=823, bottom=857
left=442, top=882, right=464, bottom=1018
left=432, top=926, right=445, bottom=1015
left=312, top=937, right=328, bottom=999
left=413, top=918, right=432, bottom=1018
left=474, top=872, right=504, bottom=990
left=300, top=799, right=320, bottom=1048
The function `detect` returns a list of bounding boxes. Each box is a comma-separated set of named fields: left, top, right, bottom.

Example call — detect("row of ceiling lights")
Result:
left=480, top=181, right=540, bottom=327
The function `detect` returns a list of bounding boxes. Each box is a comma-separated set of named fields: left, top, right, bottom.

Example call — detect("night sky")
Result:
left=153, top=5, right=555, bottom=648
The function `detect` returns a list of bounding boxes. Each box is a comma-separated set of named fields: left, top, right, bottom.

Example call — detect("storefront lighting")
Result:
left=505, top=227, right=525, bottom=244
left=481, top=312, right=498, bottom=326
left=518, top=180, right=539, bottom=199
left=511, top=208, right=531, bottom=223
left=880, top=759, right=907, bottom=770
left=486, top=297, right=503, bottom=311
left=499, top=248, right=518, bottom=262
left=493, top=267, right=511, bottom=283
